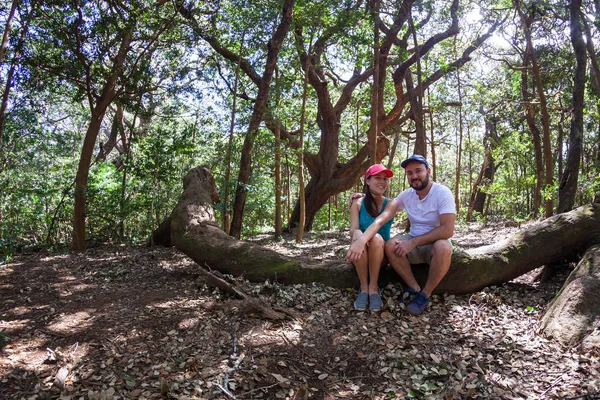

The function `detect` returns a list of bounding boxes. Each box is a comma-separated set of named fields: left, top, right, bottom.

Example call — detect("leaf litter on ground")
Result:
left=0, top=223, right=599, bottom=399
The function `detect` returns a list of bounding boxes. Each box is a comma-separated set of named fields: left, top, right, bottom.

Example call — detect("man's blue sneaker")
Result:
left=406, top=292, right=430, bottom=315
left=354, top=292, right=368, bottom=310
left=369, top=291, right=383, bottom=312
left=397, top=287, right=418, bottom=304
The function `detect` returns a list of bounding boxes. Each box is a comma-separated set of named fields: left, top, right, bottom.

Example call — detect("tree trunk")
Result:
left=427, top=100, right=437, bottom=182
left=405, top=70, right=426, bottom=157
left=472, top=149, right=494, bottom=216
left=0, top=0, right=18, bottom=63
left=523, top=84, right=544, bottom=216
left=274, top=117, right=283, bottom=238
left=0, top=1, right=34, bottom=142
left=558, top=0, right=586, bottom=214
left=228, top=0, right=295, bottom=239
left=369, top=0, right=380, bottom=164
left=223, top=33, right=245, bottom=235
left=72, top=32, right=132, bottom=251
left=540, top=243, right=600, bottom=348
left=155, top=166, right=600, bottom=295
left=515, top=0, right=554, bottom=218
left=296, top=35, right=311, bottom=242
left=455, top=68, right=464, bottom=214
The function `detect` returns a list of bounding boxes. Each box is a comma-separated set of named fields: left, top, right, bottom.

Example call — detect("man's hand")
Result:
left=348, top=192, right=365, bottom=207
left=393, top=237, right=417, bottom=257
left=345, top=235, right=366, bottom=262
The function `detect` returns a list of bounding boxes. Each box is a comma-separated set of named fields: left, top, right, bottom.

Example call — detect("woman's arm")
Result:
left=348, top=198, right=362, bottom=240
left=345, top=199, right=399, bottom=261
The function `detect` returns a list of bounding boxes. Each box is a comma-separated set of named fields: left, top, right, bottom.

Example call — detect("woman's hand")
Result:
left=345, top=235, right=366, bottom=262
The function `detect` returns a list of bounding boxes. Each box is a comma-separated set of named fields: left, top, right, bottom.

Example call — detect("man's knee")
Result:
left=432, top=239, right=452, bottom=258
left=384, top=239, right=396, bottom=256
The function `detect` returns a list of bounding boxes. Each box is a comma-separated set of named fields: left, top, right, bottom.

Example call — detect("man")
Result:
left=345, top=154, right=456, bottom=315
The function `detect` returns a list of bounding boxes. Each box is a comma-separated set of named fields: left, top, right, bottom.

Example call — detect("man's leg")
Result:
left=385, top=239, right=421, bottom=292
left=367, top=235, right=385, bottom=295
left=421, top=239, right=453, bottom=297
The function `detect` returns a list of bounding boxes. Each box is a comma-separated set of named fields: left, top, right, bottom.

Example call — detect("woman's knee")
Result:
left=369, top=234, right=385, bottom=248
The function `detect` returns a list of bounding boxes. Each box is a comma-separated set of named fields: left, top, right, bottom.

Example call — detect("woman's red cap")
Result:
left=365, top=164, right=394, bottom=180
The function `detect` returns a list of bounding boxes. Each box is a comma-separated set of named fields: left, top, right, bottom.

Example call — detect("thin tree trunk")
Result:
left=369, top=0, right=380, bottom=164
left=296, top=36, right=312, bottom=243
left=515, top=1, right=554, bottom=217
left=229, top=0, right=294, bottom=239
left=408, top=9, right=426, bottom=158
left=0, top=0, right=18, bottom=63
left=285, top=153, right=291, bottom=224
left=429, top=109, right=436, bottom=182
left=223, top=32, right=245, bottom=235
left=557, top=110, right=566, bottom=183
left=467, top=148, right=489, bottom=222
left=405, top=69, right=426, bottom=157
left=327, top=197, right=332, bottom=231
left=455, top=69, right=464, bottom=213
left=73, top=32, right=132, bottom=251
left=558, top=0, right=586, bottom=213
left=522, top=57, right=544, bottom=217
left=119, top=105, right=139, bottom=239
left=0, top=0, right=34, bottom=142
left=274, top=118, right=283, bottom=238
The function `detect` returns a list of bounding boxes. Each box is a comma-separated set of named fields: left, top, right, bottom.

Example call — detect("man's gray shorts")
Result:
left=390, top=233, right=451, bottom=264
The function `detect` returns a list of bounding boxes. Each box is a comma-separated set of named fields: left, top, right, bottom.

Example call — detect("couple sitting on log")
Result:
left=346, top=155, right=456, bottom=315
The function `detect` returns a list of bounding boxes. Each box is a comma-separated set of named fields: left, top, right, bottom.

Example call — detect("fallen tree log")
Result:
left=154, top=166, right=600, bottom=294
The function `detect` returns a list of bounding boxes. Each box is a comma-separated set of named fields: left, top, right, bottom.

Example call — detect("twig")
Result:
left=540, top=375, right=563, bottom=398
left=215, top=383, right=238, bottom=399
left=462, top=294, right=483, bottom=333
left=37, top=328, right=68, bottom=338
left=239, top=382, right=280, bottom=397
left=215, top=318, right=245, bottom=400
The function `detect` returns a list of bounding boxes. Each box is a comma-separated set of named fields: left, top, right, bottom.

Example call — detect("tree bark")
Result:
left=540, top=243, right=600, bottom=348
left=72, top=32, right=132, bottom=251
left=0, top=0, right=34, bottom=142
left=156, top=166, right=600, bottom=295
left=369, top=0, right=380, bottom=164
left=223, top=32, right=245, bottom=235
left=0, top=0, right=18, bottom=63
left=558, top=0, right=586, bottom=213
left=228, top=0, right=295, bottom=239
left=514, top=0, right=554, bottom=217
left=454, top=66, right=464, bottom=214
left=469, top=110, right=498, bottom=217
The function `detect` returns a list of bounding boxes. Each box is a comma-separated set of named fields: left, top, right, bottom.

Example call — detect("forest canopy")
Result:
left=0, top=0, right=599, bottom=256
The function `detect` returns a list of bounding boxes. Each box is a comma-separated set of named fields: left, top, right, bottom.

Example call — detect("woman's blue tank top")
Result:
left=359, top=197, right=393, bottom=241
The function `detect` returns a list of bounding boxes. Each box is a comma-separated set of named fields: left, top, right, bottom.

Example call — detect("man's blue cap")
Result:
left=401, top=154, right=429, bottom=169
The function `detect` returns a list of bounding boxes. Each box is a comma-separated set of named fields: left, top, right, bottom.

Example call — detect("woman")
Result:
left=346, top=164, right=394, bottom=311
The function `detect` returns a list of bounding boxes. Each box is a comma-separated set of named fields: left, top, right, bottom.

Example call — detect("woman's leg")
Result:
left=353, top=250, right=370, bottom=294
left=367, top=234, right=385, bottom=295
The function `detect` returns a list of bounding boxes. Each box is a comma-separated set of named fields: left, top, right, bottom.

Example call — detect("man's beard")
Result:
left=410, top=174, right=430, bottom=191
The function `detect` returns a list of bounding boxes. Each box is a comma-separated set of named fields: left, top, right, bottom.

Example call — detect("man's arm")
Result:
left=392, top=213, right=455, bottom=257
left=345, top=199, right=399, bottom=262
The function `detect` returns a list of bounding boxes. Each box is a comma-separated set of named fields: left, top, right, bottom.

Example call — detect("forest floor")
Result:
left=1, top=222, right=599, bottom=400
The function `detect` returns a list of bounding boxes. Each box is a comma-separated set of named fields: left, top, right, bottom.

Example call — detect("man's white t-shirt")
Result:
left=393, top=182, right=456, bottom=237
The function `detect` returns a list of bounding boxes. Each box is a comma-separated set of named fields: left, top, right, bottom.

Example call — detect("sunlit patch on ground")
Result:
left=0, top=235, right=598, bottom=399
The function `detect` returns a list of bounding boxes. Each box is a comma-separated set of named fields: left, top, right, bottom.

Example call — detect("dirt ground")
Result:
left=1, top=223, right=599, bottom=400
